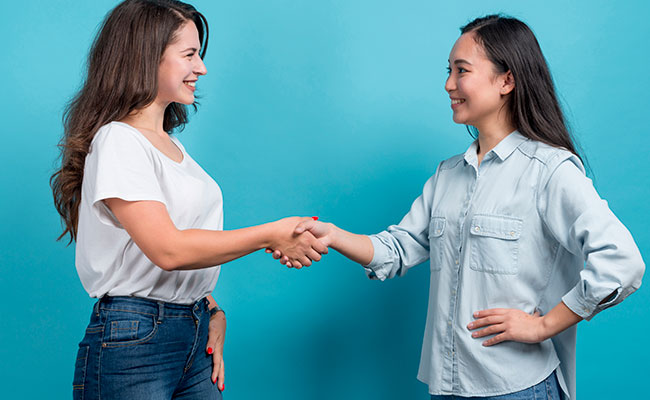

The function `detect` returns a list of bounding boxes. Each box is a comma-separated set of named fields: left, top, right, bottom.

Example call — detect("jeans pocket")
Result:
left=72, top=345, right=89, bottom=399
left=469, top=214, right=522, bottom=275
left=428, top=216, right=445, bottom=271
left=101, top=309, right=158, bottom=348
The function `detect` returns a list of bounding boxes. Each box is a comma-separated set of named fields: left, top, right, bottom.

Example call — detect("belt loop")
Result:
left=157, top=301, right=164, bottom=324
left=93, top=298, right=101, bottom=315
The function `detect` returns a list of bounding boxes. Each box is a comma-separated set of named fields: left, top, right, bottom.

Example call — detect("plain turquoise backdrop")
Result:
left=1, top=0, right=648, bottom=398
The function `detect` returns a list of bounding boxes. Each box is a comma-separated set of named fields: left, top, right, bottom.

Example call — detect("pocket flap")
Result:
left=469, top=214, right=522, bottom=240
left=429, top=217, right=446, bottom=238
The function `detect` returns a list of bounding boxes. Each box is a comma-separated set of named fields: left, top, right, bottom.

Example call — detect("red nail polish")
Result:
left=312, top=216, right=318, bottom=220
left=207, top=347, right=213, bottom=354
left=213, top=377, right=217, bottom=384
left=221, top=384, right=225, bottom=391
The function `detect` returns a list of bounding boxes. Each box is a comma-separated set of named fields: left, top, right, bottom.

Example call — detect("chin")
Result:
left=452, top=114, right=467, bottom=125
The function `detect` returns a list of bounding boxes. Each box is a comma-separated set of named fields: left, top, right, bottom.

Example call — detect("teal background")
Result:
left=1, top=0, right=648, bottom=398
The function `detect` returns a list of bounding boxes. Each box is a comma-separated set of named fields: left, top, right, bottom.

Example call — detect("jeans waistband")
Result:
left=94, top=296, right=209, bottom=319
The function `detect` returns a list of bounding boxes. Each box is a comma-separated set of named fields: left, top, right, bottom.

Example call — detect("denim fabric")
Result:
left=430, top=372, right=561, bottom=400
left=72, top=296, right=222, bottom=400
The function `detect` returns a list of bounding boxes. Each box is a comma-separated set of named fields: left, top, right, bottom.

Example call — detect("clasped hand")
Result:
left=266, top=218, right=334, bottom=268
left=268, top=217, right=329, bottom=269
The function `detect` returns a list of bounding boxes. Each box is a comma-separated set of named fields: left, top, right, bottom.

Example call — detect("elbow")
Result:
left=632, top=256, right=646, bottom=290
left=154, top=255, right=178, bottom=271
left=151, top=251, right=186, bottom=271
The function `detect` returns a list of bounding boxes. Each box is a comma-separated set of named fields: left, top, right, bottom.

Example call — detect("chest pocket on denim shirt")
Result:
left=428, top=216, right=445, bottom=271
left=469, top=214, right=522, bottom=275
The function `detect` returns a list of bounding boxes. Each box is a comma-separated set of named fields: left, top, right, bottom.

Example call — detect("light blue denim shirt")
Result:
left=365, top=131, right=644, bottom=399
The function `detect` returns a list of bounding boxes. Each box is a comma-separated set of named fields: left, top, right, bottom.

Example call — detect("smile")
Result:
left=184, top=80, right=196, bottom=88
left=451, top=99, right=465, bottom=105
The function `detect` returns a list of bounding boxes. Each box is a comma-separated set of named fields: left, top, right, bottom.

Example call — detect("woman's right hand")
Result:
left=267, top=219, right=337, bottom=267
left=268, top=217, right=329, bottom=268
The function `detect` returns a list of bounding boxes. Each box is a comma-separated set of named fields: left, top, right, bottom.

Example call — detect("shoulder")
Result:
left=89, top=121, right=151, bottom=155
left=518, top=140, right=584, bottom=175
left=517, top=140, right=586, bottom=192
left=438, top=153, right=465, bottom=171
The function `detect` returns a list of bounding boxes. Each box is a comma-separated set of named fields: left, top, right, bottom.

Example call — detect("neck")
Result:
left=475, top=119, right=516, bottom=164
left=121, top=99, right=169, bottom=136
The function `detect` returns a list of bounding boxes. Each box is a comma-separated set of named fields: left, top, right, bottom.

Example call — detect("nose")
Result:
left=444, top=73, right=455, bottom=93
left=194, top=56, right=207, bottom=76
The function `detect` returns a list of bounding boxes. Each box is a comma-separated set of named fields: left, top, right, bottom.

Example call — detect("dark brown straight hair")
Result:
left=461, top=15, right=584, bottom=164
left=50, top=0, right=209, bottom=243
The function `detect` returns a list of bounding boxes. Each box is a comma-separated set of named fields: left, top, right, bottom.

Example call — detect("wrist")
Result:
left=538, top=315, right=553, bottom=341
left=328, top=223, right=343, bottom=249
left=210, top=304, right=225, bottom=319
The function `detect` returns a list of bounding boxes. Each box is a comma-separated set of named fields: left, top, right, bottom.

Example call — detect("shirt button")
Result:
left=474, top=226, right=480, bottom=232
left=436, top=229, right=441, bottom=234
left=510, top=231, right=515, bottom=237
left=455, top=259, right=459, bottom=265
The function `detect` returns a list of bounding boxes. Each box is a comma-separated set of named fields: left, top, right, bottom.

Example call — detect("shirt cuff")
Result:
left=362, top=235, right=391, bottom=281
left=561, top=286, right=600, bottom=321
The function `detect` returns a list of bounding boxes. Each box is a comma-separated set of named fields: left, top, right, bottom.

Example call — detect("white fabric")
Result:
left=76, top=121, right=222, bottom=304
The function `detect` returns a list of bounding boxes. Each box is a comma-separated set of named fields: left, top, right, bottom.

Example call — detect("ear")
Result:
left=500, top=70, right=515, bottom=95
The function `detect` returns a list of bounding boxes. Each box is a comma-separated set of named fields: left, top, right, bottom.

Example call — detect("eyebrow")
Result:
left=180, top=47, right=199, bottom=53
left=448, top=59, right=472, bottom=65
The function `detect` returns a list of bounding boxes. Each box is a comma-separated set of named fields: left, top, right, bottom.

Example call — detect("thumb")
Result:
left=294, top=220, right=314, bottom=234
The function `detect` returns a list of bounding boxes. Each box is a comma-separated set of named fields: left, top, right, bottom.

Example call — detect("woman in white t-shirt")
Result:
left=50, top=1, right=326, bottom=399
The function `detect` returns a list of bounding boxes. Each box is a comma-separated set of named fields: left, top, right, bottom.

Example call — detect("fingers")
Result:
left=311, top=239, right=329, bottom=255
left=471, top=324, right=505, bottom=338
left=298, top=256, right=312, bottom=267
left=217, top=358, right=225, bottom=391
left=467, top=315, right=505, bottom=330
left=307, top=248, right=322, bottom=262
left=294, top=219, right=315, bottom=234
left=273, top=250, right=282, bottom=259
left=482, top=333, right=508, bottom=346
left=473, top=308, right=507, bottom=318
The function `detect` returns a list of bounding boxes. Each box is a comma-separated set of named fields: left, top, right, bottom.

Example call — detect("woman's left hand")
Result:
left=206, top=311, right=226, bottom=391
left=467, top=308, right=548, bottom=346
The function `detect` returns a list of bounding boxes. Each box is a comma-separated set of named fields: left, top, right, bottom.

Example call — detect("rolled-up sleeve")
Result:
left=538, top=157, right=645, bottom=320
left=364, top=170, right=439, bottom=281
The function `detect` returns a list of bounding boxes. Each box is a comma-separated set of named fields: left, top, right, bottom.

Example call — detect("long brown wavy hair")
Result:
left=50, top=0, right=209, bottom=243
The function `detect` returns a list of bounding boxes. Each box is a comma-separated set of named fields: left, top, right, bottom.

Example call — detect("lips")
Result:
left=183, top=80, right=196, bottom=91
left=450, top=98, right=465, bottom=110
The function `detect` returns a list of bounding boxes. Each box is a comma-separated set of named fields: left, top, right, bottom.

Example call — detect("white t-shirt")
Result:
left=76, top=121, right=223, bottom=304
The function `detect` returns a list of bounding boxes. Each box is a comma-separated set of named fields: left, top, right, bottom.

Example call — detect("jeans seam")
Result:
left=102, top=321, right=159, bottom=348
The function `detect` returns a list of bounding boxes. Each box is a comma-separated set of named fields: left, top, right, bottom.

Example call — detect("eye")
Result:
left=458, top=67, right=468, bottom=74
left=446, top=66, right=452, bottom=75
left=186, top=52, right=195, bottom=59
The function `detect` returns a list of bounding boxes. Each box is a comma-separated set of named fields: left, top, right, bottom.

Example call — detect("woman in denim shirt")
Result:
left=273, top=15, right=645, bottom=400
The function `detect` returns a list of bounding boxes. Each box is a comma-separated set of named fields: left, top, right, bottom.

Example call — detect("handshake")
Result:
left=264, top=216, right=336, bottom=269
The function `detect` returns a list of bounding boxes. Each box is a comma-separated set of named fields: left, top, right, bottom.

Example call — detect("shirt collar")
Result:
left=463, top=130, right=528, bottom=167
left=491, top=130, right=528, bottom=161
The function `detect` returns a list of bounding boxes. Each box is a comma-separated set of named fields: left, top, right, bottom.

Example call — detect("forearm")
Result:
left=330, top=225, right=374, bottom=266
left=540, top=301, right=583, bottom=340
left=163, top=222, right=277, bottom=270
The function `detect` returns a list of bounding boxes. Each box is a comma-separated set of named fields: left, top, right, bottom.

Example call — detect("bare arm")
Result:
left=291, top=220, right=374, bottom=266
left=105, top=198, right=327, bottom=271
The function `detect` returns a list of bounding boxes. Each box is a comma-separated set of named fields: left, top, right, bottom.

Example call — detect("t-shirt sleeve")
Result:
left=85, top=124, right=166, bottom=228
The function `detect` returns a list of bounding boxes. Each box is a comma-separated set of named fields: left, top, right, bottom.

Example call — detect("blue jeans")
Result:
left=73, top=296, right=222, bottom=400
left=430, top=372, right=561, bottom=400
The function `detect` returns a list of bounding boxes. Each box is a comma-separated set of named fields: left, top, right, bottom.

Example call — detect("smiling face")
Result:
left=445, top=32, right=514, bottom=131
left=156, top=21, right=207, bottom=106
